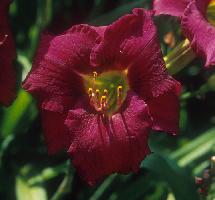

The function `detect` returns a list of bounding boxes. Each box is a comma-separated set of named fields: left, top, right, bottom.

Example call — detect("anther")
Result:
left=117, top=85, right=123, bottom=105
left=118, top=86, right=122, bottom=93
left=211, top=156, right=215, bottom=175
left=88, top=88, right=93, bottom=97
left=100, top=96, right=107, bottom=110
left=104, top=89, right=108, bottom=96
left=93, top=71, right=97, bottom=78
left=95, top=89, right=100, bottom=97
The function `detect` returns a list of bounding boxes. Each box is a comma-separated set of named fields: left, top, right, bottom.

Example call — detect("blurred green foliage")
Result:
left=1, top=0, right=215, bottom=199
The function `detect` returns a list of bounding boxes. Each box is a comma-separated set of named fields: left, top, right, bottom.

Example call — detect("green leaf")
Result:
left=142, top=154, right=200, bottom=200
left=171, top=128, right=215, bottom=164
left=207, top=177, right=215, bottom=200
left=0, top=89, right=37, bottom=137
left=109, top=174, right=162, bottom=200
left=16, top=176, right=47, bottom=200
left=90, top=0, right=150, bottom=25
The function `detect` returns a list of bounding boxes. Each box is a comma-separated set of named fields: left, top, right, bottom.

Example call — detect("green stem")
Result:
left=50, top=167, right=73, bottom=200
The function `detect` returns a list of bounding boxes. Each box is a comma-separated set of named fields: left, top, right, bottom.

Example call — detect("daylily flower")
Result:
left=23, top=8, right=181, bottom=184
left=0, top=0, right=16, bottom=105
left=154, top=0, right=215, bottom=67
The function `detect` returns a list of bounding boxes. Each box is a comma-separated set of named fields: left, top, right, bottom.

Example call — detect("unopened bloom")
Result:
left=23, top=8, right=181, bottom=184
left=0, top=0, right=16, bottom=105
left=154, top=0, right=215, bottom=67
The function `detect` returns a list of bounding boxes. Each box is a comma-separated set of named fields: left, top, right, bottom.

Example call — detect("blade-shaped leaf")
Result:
left=142, top=154, right=200, bottom=200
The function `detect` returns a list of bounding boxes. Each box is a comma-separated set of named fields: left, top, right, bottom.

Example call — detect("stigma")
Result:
left=84, top=70, right=128, bottom=115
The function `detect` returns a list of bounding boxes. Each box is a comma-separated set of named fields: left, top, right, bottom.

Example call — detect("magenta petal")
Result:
left=42, top=24, right=101, bottom=74
left=23, top=59, right=83, bottom=113
left=182, top=0, right=215, bottom=67
left=0, top=0, right=16, bottom=106
left=41, top=110, right=70, bottom=154
left=23, top=34, right=83, bottom=112
left=23, top=24, right=105, bottom=154
left=90, top=8, right=147, bottom=70
left=23, top=25, right=101, bottom=112
left=0, top=35, right=16, bottom=105
left=66, top=25, right=106, bottom=39
left=65, top=92, right=152, bottom=184
left=148, top=82, right=181, bottom=135
left=125, top=9, right=178, bottom=100
left=153, top=0, right=191, bottom=17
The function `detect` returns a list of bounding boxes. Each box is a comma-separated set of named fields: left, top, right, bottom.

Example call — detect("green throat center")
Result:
left=83, top=70, right=129, bottom=115
left=207, top=0, right=215, bottom=26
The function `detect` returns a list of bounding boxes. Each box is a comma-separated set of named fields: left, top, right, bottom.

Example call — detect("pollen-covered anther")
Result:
left=100, top=95, right=107, bottom=110
left=88, top=88, right=93, bottom=97
left=95, top=89, right=100, bottom=100
left=103, top=89, right=108, bottom=96
left=93, top=71, right=97, bottom=78
left=87, top=87, right=108, bottom=112
left=0, top=34, right=8, bottom=45
left=117, top=85, right=123, bottom=105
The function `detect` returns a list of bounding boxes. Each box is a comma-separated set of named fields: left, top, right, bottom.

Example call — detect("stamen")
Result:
left=95, top=89, right=100, bottom=105
left=88, top=88, right=93, bottom=97
left=95, top=89, right=100, bottom=98
left=117, top=85, right=123, bottom=105
left=93, top=71, right=97, bottom=78
left=100, top=95, right=107, bottom=110
left=104, top=89, right=108, bottom=96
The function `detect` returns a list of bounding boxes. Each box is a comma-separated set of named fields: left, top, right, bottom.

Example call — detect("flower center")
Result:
left=207, top=0, right=215, bottom=26
left=84, top=70, right=129, bottom=115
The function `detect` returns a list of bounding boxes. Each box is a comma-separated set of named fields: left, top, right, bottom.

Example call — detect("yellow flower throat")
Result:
left=84, top=70, right=129, bottom=115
